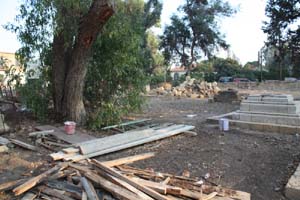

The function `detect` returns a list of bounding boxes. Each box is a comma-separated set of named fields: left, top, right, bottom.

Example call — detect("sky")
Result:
left=0, top=0, right=268, bottom=65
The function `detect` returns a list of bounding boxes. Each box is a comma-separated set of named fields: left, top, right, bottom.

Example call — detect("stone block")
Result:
left=240, top=103, right=250, bottom=111
left=239, top=114, right=251, bottom=122
left=279, top=126, right=297, bottom=134
left=263, top=124, right=280, bottom=133
left=285, top=164, right=300, bottom=200
left=249, top=123, right=264, bottom=132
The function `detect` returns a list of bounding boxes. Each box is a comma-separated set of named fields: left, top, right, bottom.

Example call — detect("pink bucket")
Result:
left=64, top=121, right=76, bottom=134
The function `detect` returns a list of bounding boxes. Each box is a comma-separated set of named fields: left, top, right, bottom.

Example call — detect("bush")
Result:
left=17, top=77, right=50, bottom=121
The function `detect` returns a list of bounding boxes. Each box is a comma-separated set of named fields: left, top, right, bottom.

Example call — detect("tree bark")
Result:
left=52, top=0, right=114, bottom=124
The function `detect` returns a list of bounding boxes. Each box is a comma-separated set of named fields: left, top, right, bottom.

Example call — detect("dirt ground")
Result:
left=1, top=96, right=300, bottom=200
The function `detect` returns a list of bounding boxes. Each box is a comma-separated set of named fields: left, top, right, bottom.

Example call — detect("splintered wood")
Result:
left=0, top=153, right=251, bottom=200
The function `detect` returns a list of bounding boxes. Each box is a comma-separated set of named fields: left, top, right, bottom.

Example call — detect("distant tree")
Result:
left=146, top=30, right=165, bottom=75
left=212, top=57, right=241, bottom=78
left=244, top=61, right=259, bottom=70
left=263, top=0, right=300, bottom=78
left=160, top=0, right=234, bottom=69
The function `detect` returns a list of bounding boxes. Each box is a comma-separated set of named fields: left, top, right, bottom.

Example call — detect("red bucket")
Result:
left=64, top=121, right=76, bottom=135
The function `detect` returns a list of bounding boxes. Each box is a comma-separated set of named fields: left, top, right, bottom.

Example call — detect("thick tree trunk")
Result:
left=52, top=32, right=67, bottom=119
left=52, top=0, right=114, bottom=124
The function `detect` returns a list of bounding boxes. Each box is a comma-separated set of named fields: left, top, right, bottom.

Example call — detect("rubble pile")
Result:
left=213, top=89, right=240, bottom=103
left=156, top=78, right=221, bottom=98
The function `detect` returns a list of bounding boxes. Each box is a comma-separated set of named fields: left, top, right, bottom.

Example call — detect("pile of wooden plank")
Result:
left=0, top=153, right=251, bottom=200
left=50, top=124, right=195, bottom=162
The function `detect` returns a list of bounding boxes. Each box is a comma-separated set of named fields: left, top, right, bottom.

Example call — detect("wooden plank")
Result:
left=68, top=125, right=194, bottom=161
left=102, top=119, right=151, bottom=130
left=63, top=147, right=79, bottom=154
left=102, top=153, right=155, bottom=167
left=79, top=124, right=185, bottom=153
left=0, top=179, right=27, bottom=192
left=35, top=125, right=96, bottom=144
left=21, top=192, right=37, bottom=200
left=0, top=136, right=10, bottom=145
left=10, top=139, right=37, bottom=151
left=82, top=191, right=88, bottom=200
left=103, top=173, right=153, bottom=200
left=128, top=176, right=182, bottom=195
left=118, top=165, right=250, bottom=200
left=29, top=130, right=54, bottom=137
left=0, top=145, right=9, bottom=153
left=38, top=186, right=75, bottom=200
left=80, top=177, right=99, bottom=200
left=50, top=151, right=80, bottom=161
left=91, top=159, right=171, bottom=200
left=13, top=164, right=66, bottom=196
left=84, top=171, right=140, bottom=200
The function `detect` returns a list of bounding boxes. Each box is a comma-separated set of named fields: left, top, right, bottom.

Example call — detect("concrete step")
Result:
left=234, top=112, right=300, bottom=126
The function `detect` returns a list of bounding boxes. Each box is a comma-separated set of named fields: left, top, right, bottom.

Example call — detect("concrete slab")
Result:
left=285, top=164, right=300, bottom=200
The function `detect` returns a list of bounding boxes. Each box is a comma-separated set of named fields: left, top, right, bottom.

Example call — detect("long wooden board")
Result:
left=79, top=124, right=193, bottom=155
left=65, top=125, right=194, bottom=161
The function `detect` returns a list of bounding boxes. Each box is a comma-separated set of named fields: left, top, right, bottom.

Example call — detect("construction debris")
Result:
left=50, top=124, right=195, bottom=161
left=155, top=79, right=221, bottom=98
left=213, top=89, right=240, bottom=103
left=0, top=145, right=9, bottom=153
left=10, top=139, right=37, bottom=151
left=0, top=153, right=251, bottom=200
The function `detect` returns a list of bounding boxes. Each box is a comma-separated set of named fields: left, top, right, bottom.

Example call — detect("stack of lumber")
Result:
left=0, top=153, right=251, bottom=200
left=50, top=124, right=195, bottom=162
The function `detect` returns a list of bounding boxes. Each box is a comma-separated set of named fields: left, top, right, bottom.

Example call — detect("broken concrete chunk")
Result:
left=285, top=164, right=300, bottom=200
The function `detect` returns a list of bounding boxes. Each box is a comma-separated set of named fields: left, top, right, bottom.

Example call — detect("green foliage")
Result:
left=160, top=0, right=235, bottom=66
left=85, top=0, right=157, bottom=129
left=17, top=68, right=51, bottom=121
left=8, top=0, right=162, bottom=127
left=263, top=0, right=300, bottom=78
left=149, top=73, right=172, bottom=86
left=146, top=31, right=165, bottom=74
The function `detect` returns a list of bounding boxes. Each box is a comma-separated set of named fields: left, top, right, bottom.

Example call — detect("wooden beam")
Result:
left=80, top=177, right=99, bottom=200
left=97, top=171, right=153, bottom=200
left=38, top=186, right=75, bottom=200
left=10, top=139, right=37, bottom=151
left=13, top=164, right=67, bottom=196
left=102, top=153, right=155, bottom=167
left=21, top=192, right=37, bottom=200
left=0, top=145, right=9, bottom=153
left=29, top=130, right=54, bottom=137
left=84, top=172, right=140, bottom=200
left=91, top=159, right=171, bottom=200
left=128, top=176, right=182, bottom=195
left=62, top=147, right=79, bottom=154
left=0, top=179, right=27, bottom=192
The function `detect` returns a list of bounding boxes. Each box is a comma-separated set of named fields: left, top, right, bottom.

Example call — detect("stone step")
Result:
left=240, top=103, right=300, bottom=114
left=234, top=112, right=300, bottom=126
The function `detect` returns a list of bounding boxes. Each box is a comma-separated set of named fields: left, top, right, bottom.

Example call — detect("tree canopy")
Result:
left=7, top=0, right=162, bottom=125
left=160, top=0, right=234, bottom=68
left=263, top=0, right=300, bottom=78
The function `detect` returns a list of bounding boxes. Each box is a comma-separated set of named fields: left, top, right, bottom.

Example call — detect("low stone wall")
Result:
left=219, top=81, right=300, bottom=91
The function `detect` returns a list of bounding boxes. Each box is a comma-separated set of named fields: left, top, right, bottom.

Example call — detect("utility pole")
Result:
left=258, top=47, right=264, bottom=82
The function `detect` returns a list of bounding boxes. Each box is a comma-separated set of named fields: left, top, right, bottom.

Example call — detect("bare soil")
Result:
left=1, top=96, right=300, bottom=200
